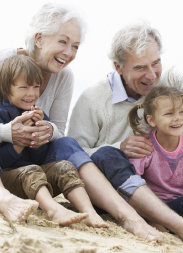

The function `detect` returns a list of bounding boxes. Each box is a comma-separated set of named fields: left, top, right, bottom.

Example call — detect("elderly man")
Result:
left=68, top=20, right=183, bottom=238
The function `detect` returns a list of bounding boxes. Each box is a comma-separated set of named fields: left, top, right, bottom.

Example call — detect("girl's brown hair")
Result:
left=128, top=86, right=183, bottom=135
left=0, top=55, right=42, bottom=102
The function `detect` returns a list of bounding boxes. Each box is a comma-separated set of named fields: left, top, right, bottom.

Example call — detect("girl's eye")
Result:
left=20, top=86, right=27, bottom=89
left=34, top=85, right=40, bottom=89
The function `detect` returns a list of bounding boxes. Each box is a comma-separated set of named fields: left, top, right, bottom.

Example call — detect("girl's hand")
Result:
left=31, top=106, right=44, bottom=123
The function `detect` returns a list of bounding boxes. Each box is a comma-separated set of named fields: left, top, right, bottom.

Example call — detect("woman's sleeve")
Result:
left=0, top=122, right=12, bottom=143
left=48, top=69, right=74, bottom=138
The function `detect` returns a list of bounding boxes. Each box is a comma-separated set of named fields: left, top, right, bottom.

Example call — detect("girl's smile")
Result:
left=147, top=97, right=183, bottom=151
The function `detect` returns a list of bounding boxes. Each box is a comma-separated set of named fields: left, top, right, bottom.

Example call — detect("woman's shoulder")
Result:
left=0, top=48, right=17, bottom=64
left=56, top=66, right=74, bottom=80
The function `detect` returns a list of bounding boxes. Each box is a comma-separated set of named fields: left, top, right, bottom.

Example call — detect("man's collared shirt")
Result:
left=107, top=71, right=137, bottom=104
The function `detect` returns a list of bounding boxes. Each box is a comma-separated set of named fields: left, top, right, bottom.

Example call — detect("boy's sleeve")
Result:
left=0, top=112, right=22, bottom=168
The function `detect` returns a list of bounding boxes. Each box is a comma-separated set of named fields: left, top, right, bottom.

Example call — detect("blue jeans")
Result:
left=91, top=146, right=146, bottom=201
left=167, top=197, right=183, bottom=217
left=43, top=137, right=93, bottom=170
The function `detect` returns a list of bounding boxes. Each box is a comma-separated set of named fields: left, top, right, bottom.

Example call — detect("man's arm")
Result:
left=68, top=91, right=153, bottom=157
left=120, top=135, right=153, bottom=158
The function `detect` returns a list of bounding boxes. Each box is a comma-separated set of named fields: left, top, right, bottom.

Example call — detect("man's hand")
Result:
left=120, top=135, right=153, bottom=158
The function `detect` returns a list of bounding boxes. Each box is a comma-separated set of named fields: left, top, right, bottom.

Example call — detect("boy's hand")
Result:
left=31, top=106, right=44, bottom=123
left=22, top=111, right=34, bottom=126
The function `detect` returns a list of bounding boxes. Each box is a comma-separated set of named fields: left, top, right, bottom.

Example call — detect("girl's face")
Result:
left=8, top=74, right=40, bottom=110
left=34, top=21, right=81, bottom=74
left=147, top=97, right=183, bottom=138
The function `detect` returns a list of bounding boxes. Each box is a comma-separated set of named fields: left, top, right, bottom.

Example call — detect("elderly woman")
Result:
left=0, top=3, right=163, bottom=241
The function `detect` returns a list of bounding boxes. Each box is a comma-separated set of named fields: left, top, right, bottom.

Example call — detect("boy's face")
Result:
left=8, top=74, right=40, bottom=110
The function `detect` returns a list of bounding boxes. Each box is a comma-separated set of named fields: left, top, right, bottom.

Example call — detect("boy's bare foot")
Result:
left=83, top=211, right=109, bottom=228
left=47, top=202, right=89, bottom=226
left=0, top=188, right=39, bottom=222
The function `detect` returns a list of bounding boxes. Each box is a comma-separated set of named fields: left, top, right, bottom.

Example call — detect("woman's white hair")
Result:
left=108, top=20, right=163, bottom=68
left=25, top=3, right=87, bottom=56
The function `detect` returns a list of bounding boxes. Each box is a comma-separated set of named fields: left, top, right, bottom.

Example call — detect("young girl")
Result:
left=0, top=55, right=108, bottom=228
left=128, top=85, right=183, bottom=216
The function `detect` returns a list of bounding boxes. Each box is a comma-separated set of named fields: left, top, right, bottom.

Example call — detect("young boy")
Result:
left=0, top=55, right=108, bottom=227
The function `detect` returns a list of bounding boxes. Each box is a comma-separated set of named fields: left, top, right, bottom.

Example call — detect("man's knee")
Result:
left=92, top=146, right=128, bottom=161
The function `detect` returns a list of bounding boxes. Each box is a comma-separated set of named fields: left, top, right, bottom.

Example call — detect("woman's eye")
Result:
left=73, top=45, right=79, bottom=50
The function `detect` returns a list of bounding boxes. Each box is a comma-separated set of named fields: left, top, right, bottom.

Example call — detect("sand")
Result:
left=0, top=194, right=183, bottom=253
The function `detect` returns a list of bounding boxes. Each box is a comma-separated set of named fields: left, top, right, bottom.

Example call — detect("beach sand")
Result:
left=0, top=194, right=183, bottom=253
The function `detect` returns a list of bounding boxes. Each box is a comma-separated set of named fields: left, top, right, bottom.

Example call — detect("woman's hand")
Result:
left=120, top=135, right=153, bottom=158
left=11, top=112, right=51, bottom=147
left=30, top=120, right=53, bottom=148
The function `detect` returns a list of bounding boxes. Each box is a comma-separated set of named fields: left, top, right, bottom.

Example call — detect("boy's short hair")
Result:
left=0, top=55, right=42, bottom=102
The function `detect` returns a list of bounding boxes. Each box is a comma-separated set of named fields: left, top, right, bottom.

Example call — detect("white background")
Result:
left=1, top=0, right=183, bottom=112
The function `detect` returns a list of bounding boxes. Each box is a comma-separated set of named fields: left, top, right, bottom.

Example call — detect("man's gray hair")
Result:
left=25, top=3, right=87, bottom=56
left=108, top=20, right=163, bottom=67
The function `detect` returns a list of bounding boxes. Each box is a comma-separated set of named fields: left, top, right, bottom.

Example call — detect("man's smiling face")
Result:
left=116, top=39, right=162, bottom=100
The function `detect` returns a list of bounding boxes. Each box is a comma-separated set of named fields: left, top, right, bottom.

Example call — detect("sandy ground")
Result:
left=0, top=194, right=183, bottom=253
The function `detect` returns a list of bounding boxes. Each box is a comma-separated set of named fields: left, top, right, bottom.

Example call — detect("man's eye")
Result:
left=59, top=40, right=66, bottom=44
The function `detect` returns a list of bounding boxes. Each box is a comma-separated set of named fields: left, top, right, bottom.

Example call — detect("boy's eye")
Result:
left=34, top=85, right=40, bottom=88
left=164, top=113, right=172, bottom=115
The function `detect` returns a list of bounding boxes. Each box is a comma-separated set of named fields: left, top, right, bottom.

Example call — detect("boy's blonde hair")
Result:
left=0, top=55, right=42, bottom=102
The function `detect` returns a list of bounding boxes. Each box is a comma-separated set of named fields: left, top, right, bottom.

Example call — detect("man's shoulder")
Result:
left=80, top=77, right=111, bottom=99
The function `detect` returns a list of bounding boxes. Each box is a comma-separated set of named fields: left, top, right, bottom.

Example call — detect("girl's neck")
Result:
left=155, top=131, right=180, bottom=152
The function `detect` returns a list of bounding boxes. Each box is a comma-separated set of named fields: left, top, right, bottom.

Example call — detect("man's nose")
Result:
left=145, top=67, right=156, bottom=80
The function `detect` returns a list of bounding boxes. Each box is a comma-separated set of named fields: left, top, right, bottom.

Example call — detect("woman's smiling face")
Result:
left=35, top=21, right=81, bottom=74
